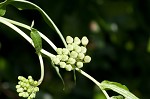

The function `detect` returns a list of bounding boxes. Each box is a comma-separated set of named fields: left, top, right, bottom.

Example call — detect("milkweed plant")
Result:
left=0, top=0, right=139, bottom=99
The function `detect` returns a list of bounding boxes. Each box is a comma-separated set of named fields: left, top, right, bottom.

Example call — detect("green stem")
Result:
left=0, top=17, right=57, bottom=51
left=38, top=53, right=44, bottom=85
left=75, top=68, right=110, bottom=99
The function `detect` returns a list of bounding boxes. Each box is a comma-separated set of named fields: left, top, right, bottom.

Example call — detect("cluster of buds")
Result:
left=16, top=76, right=39, bottom=99
left=52, top=36, right=91, bottom=71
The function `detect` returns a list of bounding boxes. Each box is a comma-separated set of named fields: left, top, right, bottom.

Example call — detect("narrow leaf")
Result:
left=101, top=80, right=139, bottom=99
left=30, top=28, right=42, bottom=54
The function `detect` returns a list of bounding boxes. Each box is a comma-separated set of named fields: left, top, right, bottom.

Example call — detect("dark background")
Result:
left=0, top=0, right=149, bottom=99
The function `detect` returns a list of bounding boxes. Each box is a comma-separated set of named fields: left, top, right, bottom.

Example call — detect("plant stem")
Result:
left=75, top=68, right=110, bottom=99
left=0, top=16, right=57, bottom=51
left=38, top=53, right=44, bottom=85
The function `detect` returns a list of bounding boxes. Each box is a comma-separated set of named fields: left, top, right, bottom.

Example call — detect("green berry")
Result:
left=68, top=58, right=76, bottom=64
left=28, top=76, right=33, bottom=80
left=66, top=36, right=73, bottom=44
left=53, top=57, right=60, bottom=65
left=62, top=48, right=69, bottom=55
left=84, top=55, right=91, bottom=63
left=72, top=43, right=78, bottom=50
left=34, top=87, right=39, bottom=92
left=16, top=85, right=21, bottom=89
left=23, top=92, right=29, bottom=97
left=76, top=62, right=83, bottom=68
left=61, top=55, right=68, bottom=61
left=74, top=37, right=81, bottom=45
left=17, top=88, right=24, bottom=93
left=70, top=51, right=78, bottom=58
left=81, top=36, right=89, bottom=46
left=81, top=46, right=87, bottom=53
left=19, top=92, right=23, bottom=97
left=67, top=44, right=73, bottom=51
left=77, top=53, right=85, bottom=60
left=56, top=55, right=62, bottom=60
left=74, top=45, right=81, bottom=53
left=65, top=64, right=72, bottom=71
left=56, top=48, right=63, bottom=55
left=33, top=81, right=38, bottom=86
left=59, top=62, right=66, bottom=68
left=30, top=93, right=36, bottom=98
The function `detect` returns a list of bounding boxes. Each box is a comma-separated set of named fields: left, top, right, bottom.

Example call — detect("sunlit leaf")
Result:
left=101, top=80, right=139, bottom=99
left=0, top=0, right=7, bottom=16
left=30, top=28, right=42, bottom=54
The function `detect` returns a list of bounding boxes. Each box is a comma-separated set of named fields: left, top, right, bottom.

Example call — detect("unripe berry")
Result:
left=65, top=64, right=72, bottom=71
left=23, top=92, right=29, bottom=98
left=62, top=48, right=69, bottom=55
left=28, top=76, right=33, bottom=80
left=56, top=55, right=62, bottom=60
left=19, top=92, right=23, bottom=97
left=67, top=44, right=73, bottom=51
left=77, top=53, right=85, bottom=60
left=68, top=58, right=76, bottom=64
left=74, top=45, right=81, bottom=53
left=17, top=88, right=24, bottom=92
left=72, top=43, right=78, bottom=50
left=70, top=51, right=78, bottom=58
left=66, top=36, right=73, bottom=44
left=81, top=46, right=87, bottom=53
left=81, top=36, right=89, bottom=46
left=56, top=48, right=63, bottom=55
left=59, top=62, right=66, bottom=68
left=84, top=55, right=91, bottom=63
left=74, top=37, right=81, bottom=45
left=34, top=87, right=39, bottom=92
left=33, top=81, right=38, bottom=86
left=16, top=85, right=21, bottom=89
left=76, top=62, right=83, bottom=68
left=53, top=57, right=60, bottom=65
left=61, top=55, right=68, bottom=61
left=30, top=93, right=36, bottom=98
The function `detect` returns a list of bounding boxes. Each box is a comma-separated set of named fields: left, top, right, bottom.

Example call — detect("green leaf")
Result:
left=0, top=0, right=7, bottom=16
left=100, top=80, right=139, bottom=99
left=30, top=28, right=42, bottom=54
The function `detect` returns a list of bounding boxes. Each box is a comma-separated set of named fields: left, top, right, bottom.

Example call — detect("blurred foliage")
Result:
left=0, top=0, right=150, bottom=99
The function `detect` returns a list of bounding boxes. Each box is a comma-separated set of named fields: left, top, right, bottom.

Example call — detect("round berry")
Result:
left=70, top=51, right=78, bottom=58
left=59, top=62, right=66, bottom=68
left=81, top=36, right=89, bottom=46
left=56, top=48, right=63, bottom=55
left=65, top=64, right=72, bottom=71
left=66, top=36, right=73, bottom=44
left=74, top=37, right=81, bottom=45
left=68, top=58, right=76, bottom=64
left=84, top=55, right=91, bottom=63
left=76, top=62, right=83, bottom=68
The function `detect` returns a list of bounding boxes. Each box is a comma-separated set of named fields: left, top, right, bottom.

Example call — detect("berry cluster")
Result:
left=52, top=36, right=91, bottom=71
left=16, top=76, right=39, bottom=99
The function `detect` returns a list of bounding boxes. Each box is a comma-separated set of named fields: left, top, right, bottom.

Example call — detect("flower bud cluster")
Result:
left=52, top=36, right=91, bottom=71
left=16, top=76, right=39, bottom=99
